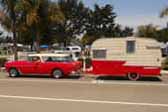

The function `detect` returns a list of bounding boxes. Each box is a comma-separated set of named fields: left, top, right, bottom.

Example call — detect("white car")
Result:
left=66, top=46, right=82, bottom=60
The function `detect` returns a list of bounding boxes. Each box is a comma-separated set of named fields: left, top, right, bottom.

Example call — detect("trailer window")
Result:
left=126, top=41, right=135, bottom=53
left=93, top=49, right=106, bottom=59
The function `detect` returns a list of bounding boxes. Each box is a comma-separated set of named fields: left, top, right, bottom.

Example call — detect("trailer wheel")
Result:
left=127, top=73, right=140, bottom=81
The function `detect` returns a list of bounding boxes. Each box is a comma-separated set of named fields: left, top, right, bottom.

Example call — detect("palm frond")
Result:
left=160, top=7, right=168, bottom=18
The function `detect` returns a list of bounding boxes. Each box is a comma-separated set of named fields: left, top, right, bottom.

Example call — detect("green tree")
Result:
left=0, top=0, right=18, bottom=60
left=160, top=7, right=168, bottom=18
left=136, top=24, right=158, bottom=38
left=15, top=0, right=49, bottom=52
left=42, top=1, right=65, bottom=45
left=159, top=6, right=168, bottom=42
left=112, top=25, right=133, bottom=37
left=156, top=27, right=168, bottom=42
left=81, top=34, right=98, bottom=45
left=14, top=0, right=64, bottom=51
left=82, top=4, right=117, bottom=45
left=56, top=0, right=89, bottom=46
left=135, top=24, right=168, bottom=42
left=82, top=25, right=133, bottom=45
left=121, top=26, right=133, bottom=37
left=0, top=31, right=3, bottom=43
left=86, top=4, right=116, bottom=38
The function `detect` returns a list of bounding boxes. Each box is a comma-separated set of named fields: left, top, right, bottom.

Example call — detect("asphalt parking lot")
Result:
left=0, top=72, right=168, bottom=112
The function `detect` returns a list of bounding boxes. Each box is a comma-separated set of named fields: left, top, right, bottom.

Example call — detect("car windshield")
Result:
left=43, top=56, right=73, bottom=62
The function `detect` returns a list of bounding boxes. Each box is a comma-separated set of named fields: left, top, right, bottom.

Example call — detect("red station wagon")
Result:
left=5, top=53, right=82, bottom=78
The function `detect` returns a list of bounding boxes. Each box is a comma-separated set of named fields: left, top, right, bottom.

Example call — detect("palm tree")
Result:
left=16, top=0, right=44, bottom=52
left=160, top=7, right=168, bottom=18
left=17, top=0, right=64, bottom=52
left=0, top=0, right=18, bottom=60
left=1, top=0, right=65, bottom=53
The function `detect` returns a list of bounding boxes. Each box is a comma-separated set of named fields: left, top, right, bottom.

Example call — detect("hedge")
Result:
left=162, top=57, right=168, bottom=70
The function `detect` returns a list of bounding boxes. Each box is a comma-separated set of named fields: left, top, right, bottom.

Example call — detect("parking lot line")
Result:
left=0, top=94, right=168, bottom=107
left=91, top=80, right=168, bottom=86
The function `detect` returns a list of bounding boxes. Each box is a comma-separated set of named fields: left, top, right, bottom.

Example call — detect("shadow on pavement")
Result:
left=12, top=75, right=82, bottom=80
left=63, top=76, right=81, bottom=79
left=14, top=75, right=51, bottom=79
left=96, top=76, right=162, bottom=82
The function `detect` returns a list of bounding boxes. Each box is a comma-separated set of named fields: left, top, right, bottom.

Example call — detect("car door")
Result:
left=34, top=56, right=64, bottom=75
left=32, top=56, right=53, bottom=75
left=19, top=61, right=37, bottom=74
left=22, top=56, right=42, bottom=74
left=35, top=62, right=52, bottom=75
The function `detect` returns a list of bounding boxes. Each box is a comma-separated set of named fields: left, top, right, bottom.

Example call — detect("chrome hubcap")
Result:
left=53, top=70, right=62, bottom=78
left=128, top=73, right=139, bottom=81
left=10, top=69, right=17, bottom=77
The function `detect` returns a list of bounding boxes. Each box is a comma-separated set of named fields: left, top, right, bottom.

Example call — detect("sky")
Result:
left=82, top=0, right=168, bottom=29
left=1, top=0, right=168, bottom=36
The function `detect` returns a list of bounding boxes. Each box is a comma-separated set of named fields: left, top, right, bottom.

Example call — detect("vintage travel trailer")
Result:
left=90, top=37, right=162, bottom=80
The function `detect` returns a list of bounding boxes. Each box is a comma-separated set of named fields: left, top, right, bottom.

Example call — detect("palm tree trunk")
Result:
left=36, top=31, right=40, bottom=53
left=12, top=17, right=18, bottom=60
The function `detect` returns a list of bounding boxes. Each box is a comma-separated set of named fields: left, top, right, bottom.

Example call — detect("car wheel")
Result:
left=52, top=69, right=63, bottom=79
left=127, top=73, right=140, bottom=81
left=9, top=68, right=19, bottom=77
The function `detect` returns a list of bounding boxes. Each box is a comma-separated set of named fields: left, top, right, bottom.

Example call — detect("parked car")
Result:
left=5, top=53, right=82, bottom=79
left=66, top=46, right=82, bottom=61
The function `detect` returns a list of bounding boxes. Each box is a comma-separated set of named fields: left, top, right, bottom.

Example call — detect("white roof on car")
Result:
left=28, top=53, right=70, bottom=57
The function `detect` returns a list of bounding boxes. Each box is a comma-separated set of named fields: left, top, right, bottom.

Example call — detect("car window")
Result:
left=28, top=56, right=41, bottom=62
left=43, top=56, right=73, bottom=62
left=72, top=48, right=79, bottom=50
left=66, top=48, right=70, bottom=50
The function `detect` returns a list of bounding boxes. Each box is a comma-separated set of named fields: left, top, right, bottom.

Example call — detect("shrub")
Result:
left=78, top=57, right=92, bottom=68
left=162, top=57, right=168, bottom=70
left=0, top=57, right=7, bottom=67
